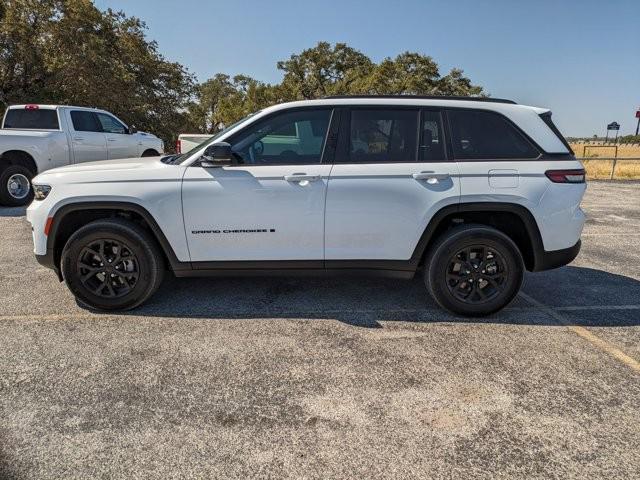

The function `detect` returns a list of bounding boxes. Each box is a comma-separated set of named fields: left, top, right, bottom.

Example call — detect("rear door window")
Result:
left=70, top=111, right=103, bottom=132
left=346, top=109, right=418, bottom=163
left=3, top=109, right=59, bottom=129
left=447, top=109, right=539, bottom=160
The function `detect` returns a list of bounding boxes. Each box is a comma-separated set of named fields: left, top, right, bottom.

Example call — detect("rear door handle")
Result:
left=107, top=138, right=117, bottom=142
left=412, top=171, right=450, bottom=182
left=284, top=174, right=321, bottom=182
left=73, top=136, right=84, bottom=141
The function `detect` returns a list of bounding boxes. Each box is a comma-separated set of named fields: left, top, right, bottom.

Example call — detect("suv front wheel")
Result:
left=61, top=218, right=164, bottom=310
left=425, top=224, right=524, bottom=317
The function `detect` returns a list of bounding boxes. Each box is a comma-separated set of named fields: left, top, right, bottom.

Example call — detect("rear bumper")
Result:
left=532, top=240, right=581, bottom=272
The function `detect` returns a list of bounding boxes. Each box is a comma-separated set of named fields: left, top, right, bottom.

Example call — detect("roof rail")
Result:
left=323, top=95, right=517, bottom=104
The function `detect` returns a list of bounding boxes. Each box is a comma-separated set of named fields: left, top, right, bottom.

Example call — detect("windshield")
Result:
left=174, top=112, right=259, bottom=164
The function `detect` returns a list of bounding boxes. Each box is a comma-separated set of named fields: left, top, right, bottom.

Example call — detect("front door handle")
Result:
left=412, top=171, right=450, bottom=182
left=284, top=174, right=321, bottom=183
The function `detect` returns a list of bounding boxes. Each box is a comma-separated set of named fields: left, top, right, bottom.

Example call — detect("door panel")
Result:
left=325, top=107, right=460, bottom=260
left=325, top=162, right=460, bottom=259
left=67, top=110, right=108, bottom=163
left=96, top=113, right=140, bottom=159
left=105, top=133, right=140, bottom=159
left=182, top=165, right=332, bottom=261
left=181, top=107, right=336, bottom=262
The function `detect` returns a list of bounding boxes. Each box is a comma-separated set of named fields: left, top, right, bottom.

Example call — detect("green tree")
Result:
left=0, top=0, right=195, bottom=147
left=191, top=42, right=485, bottom=131
left=277, top=41, right=374, bottom=99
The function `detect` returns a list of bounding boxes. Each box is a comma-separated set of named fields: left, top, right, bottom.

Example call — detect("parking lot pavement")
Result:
left=1, top=181, right=639, bottom=479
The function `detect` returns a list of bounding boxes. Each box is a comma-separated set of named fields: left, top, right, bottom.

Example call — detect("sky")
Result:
left=94, top=0, right=640, bottom=137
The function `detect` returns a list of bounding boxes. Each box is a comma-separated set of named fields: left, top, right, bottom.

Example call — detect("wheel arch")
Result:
left=141, top=149, right=160, bottom=157
left=0, top=150, right=38, bottom=175
left=411, top=202, right=545, bottom=272
left=48, top=201, right=187, bottom=275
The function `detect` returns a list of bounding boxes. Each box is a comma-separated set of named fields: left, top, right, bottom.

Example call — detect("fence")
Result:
left=576, top=157, right=640, bottom=180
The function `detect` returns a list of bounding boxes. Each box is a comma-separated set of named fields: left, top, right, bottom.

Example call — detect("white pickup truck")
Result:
left=176, top=133, right=213, bottom=154
left=0, top=104, right=164, bottom=206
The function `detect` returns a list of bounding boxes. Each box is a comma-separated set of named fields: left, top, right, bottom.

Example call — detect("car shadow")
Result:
left=118, top=266, right=640, bottom=328
left=0, top=206, right=26, bottom=217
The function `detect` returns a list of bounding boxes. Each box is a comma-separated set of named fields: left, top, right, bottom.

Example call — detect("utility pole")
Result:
left=635, top=108, right=640, bottom=136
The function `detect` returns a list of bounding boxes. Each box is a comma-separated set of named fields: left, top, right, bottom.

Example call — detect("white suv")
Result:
left=26, top=96, right=586, bottom=316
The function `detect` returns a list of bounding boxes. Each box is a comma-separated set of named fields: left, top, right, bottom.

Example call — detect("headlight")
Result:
left=33, top=184, right=51, bottom=201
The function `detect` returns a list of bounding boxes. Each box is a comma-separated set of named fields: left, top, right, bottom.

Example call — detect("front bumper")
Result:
left=36, top=249, right=62, bottom=281
left=532, top=240, right=581, bottom=272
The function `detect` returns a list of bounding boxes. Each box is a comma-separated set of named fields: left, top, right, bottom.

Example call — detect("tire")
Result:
left=141, top=149, right=159, bottom=157
left=0, top=164, right=34, bottom=206
left=61, top=218, right=164, bottom=311
left=424, top=224, right=524, bottom=317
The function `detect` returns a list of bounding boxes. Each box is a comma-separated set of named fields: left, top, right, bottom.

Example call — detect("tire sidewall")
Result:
left=427, top=227, right=524, bottom=316
left=0, top=165, right=34, bottom=207
left=62, top=222, right=160, bottom=310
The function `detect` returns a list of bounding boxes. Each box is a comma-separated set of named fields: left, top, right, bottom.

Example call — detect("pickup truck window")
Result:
left=3, top=109, right=59, bottom=130
left=97, top=113, right=126, bottom=134
left=71, top=111, right=102, bottom=132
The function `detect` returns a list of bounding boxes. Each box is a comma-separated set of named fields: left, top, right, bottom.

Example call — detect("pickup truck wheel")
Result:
left=61, top=218, right=164, bottom=311
left=141, top=149, right=159, bottom=157
left=0, top=165, right=34, bottom=206
left=425, top=224, right=524, bottom=317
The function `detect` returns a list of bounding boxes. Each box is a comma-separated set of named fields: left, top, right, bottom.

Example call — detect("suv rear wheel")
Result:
left=61, top=218, right=164, bottom=310
left=425, top=224, right=524, bottom=316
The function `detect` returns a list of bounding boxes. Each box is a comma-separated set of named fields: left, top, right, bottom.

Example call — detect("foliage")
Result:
left=1, top=2, right=485, bottom=149
left=0, top=0, right=196, bottom=146
left=191, top=42, right=484, bottom=132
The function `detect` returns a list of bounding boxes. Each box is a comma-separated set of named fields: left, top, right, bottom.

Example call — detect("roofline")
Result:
left=324, top=95, right=516, bottom=105
left=8, top=104, right=103, bottom=110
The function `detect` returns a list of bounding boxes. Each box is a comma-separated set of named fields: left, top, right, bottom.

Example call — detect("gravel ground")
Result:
left=0, top=181, right=639, bottom=479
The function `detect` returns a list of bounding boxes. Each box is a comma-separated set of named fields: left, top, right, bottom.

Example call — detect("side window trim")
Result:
left=444, top=108, right=542, bottom=161
left=336, top=106, right=420, bottom=164
left=419, top=108, right=450, bottom=163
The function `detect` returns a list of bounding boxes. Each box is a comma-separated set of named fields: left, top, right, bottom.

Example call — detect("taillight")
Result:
left=545, top=169, right=586, bottom=183
left=176, top=139, right=181, bottom=153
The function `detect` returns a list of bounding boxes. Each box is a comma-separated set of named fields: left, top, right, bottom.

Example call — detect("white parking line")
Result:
left=555, top=305, right=640, bottom=311
left=582, top=233, right=640, bottom=237
left=0, top=304, right=639, bottom=322
left=518, top=292, right=640, bottom=373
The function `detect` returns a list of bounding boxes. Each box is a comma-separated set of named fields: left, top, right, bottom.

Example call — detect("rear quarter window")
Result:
left=3, top=109, right=59, bottom=130
left=447, top=109, right=539, bottom=160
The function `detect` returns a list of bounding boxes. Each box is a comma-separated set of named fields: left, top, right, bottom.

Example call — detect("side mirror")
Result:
left=127, top=125, right=138, bottom=134
left=201, top=142, right=234, bottom=167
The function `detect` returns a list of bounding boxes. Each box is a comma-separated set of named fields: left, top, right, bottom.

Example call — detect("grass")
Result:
left=570, top=143, right=640, bottom=180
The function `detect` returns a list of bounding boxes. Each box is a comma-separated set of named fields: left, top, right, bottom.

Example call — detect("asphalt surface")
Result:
left=1, top=181, right=639, bottom=479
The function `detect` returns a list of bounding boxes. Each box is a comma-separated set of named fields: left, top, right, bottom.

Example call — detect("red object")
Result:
left=545, top=169, right=586, bottom=184
left=176, top=139, right=182, bottom=154
left=25, top=104, right=39, bottom=110
left=635, top=110, right=640, bottom=118
left=44, top=217, right=54, bottom=236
